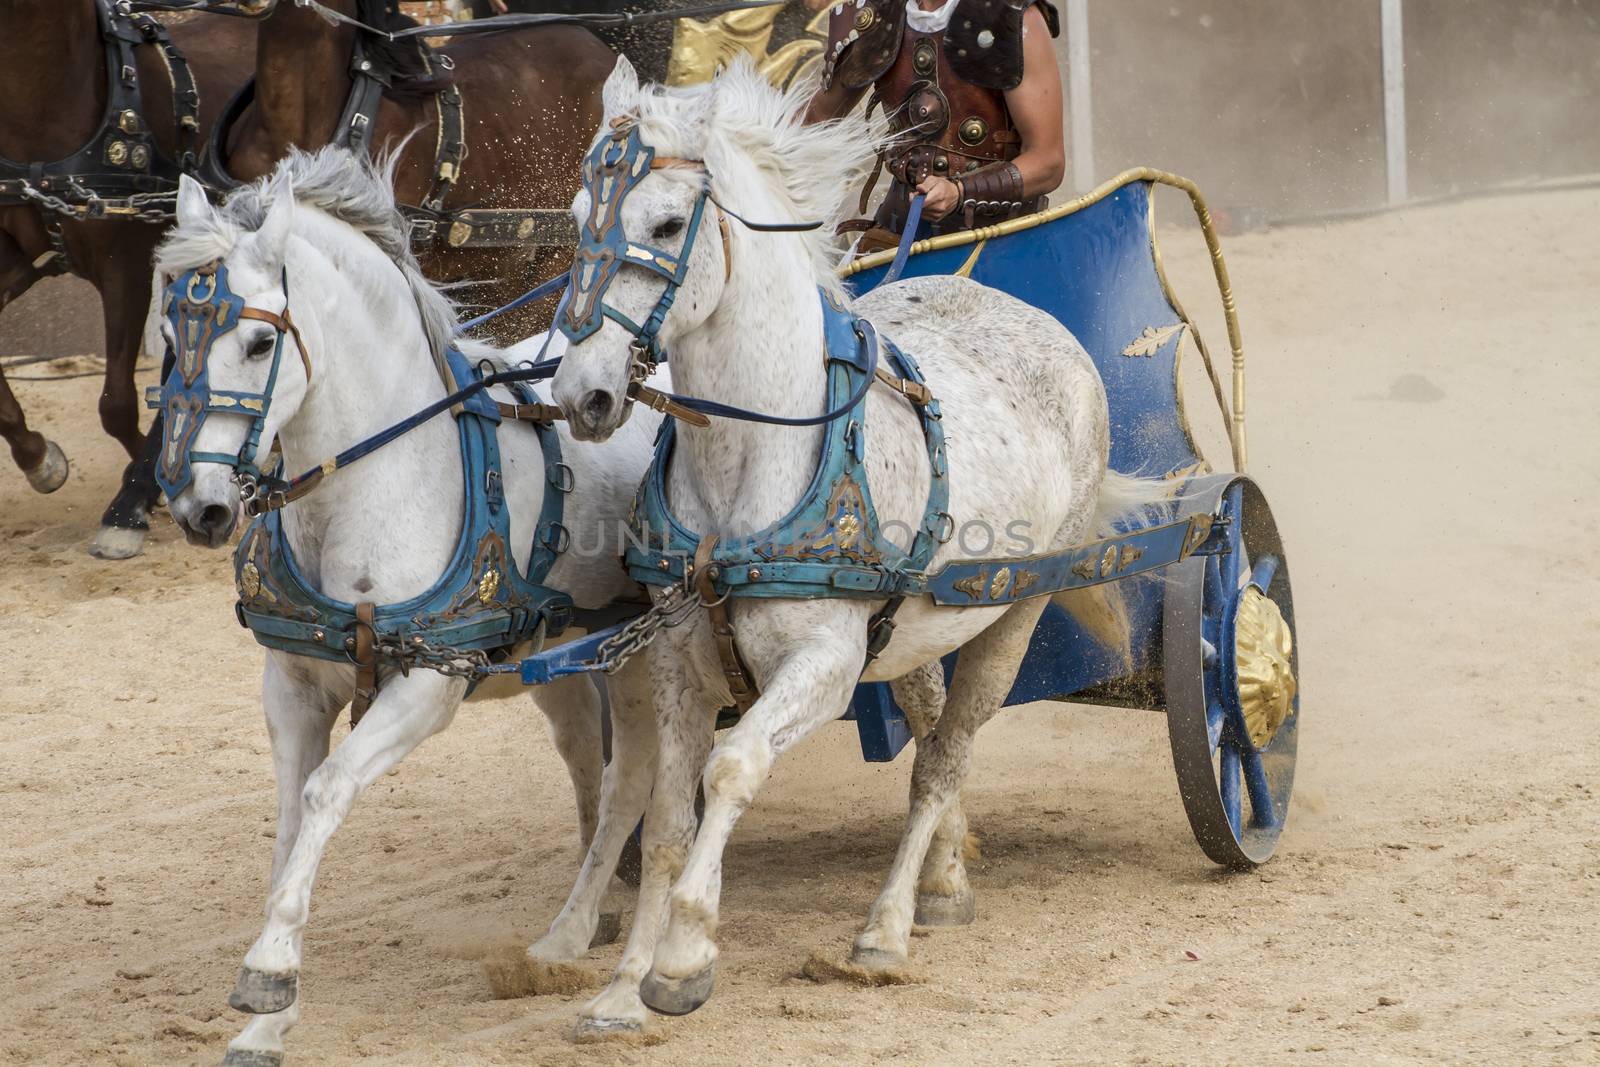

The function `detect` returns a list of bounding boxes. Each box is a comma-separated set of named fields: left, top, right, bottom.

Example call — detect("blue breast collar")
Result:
left=233, top=348, right=574, bottom=669
left=625, top=291, right=950, bottom=600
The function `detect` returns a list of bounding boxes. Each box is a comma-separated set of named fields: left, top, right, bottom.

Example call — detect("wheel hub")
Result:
left=1233, top=585, right=1296, bottom=748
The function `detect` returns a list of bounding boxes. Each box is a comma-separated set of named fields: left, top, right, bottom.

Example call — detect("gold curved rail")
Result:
left=841, top=168, right=1248, bottom=471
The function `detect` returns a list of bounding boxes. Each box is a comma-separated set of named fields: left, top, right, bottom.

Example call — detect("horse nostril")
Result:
left=198, top=503, right=232, bottom=535
left=581, top=389, right=613, bottom=427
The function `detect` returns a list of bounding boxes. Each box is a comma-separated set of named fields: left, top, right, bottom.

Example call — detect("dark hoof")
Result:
left=639, top=961, right=714, bottom=1017
left=589, top=912, right=623, bottom=949
left=228, top=966, right=298, bottom=1014
left=848, top=946, right=910, bottom=973
left=914, top=887, right=976, bottom=927
left=572, top=1015, right=643, bottom=1042
left=222, top=1048, right=284, bottom=1067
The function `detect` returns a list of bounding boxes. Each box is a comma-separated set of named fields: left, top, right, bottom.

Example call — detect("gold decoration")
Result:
left=516, top=216, right=535, bottom=240
left=1234, top=587, right=1295, bottom=747
left=1122, top=323, right=1186, bottom=358
left=106, top=140, right=128, bottom=166
left=119, top=109, right=140, bottom=134
left=854, top=6, right=875, bottom=30
left=1070, top=558, right=1096, bottom=581
left=1098, top=544, right=1118, bottom=578
left=952, top=570, right=988, bottom=601
left=1013, top=569, right=1039, bottom=596
left=989, top=566, right=1012, bottom=599
left=240, top=561, right=262, bottom=599
left=1118, top=544, right=1143, bottom=572
left=668, top=4, right=828, bottom=89
left=476, top=565, right=500, bottom=604
left=835, top=511, right=862, bottom=550
left=447, top=220, right=472, bottom=247
left=958, top=116, right=988, bottom=146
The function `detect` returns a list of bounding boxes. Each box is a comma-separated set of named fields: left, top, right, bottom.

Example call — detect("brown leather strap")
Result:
left=495, top=400, right=565, bottom=424
left=693, top=536, right=759, bottom=715
left=350, top=601, right=378, bottom=727
left=874, top=367, right=932, bottom=406
left=240, top=306, right=313, bottom=383
left=629, top=381, right=712, bottom=428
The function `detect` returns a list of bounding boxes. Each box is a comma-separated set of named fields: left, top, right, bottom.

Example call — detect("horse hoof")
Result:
left=914, top=887, right=976, bottom=927
left=589, top=912, right=623, bottom=949
left=89, top=524, right=148, bottom=560
left=572, top=1015, right=643, bottom=1042
left=848, top=946, right=910, bottom=973
left=221, top=1048, right=285, bottom=1067
left=228, top=967, right=298, bottom=1014
left=25, top=441, right=69, bottom=494
left=639, top=962, right=714, bottom=1017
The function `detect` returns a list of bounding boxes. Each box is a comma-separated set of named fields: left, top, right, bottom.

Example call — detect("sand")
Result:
left=2, top=186, right=1598, bottom=1065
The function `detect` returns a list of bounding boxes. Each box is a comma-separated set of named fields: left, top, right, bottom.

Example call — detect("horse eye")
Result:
left=246, top=334, right=276, bottom=359
left=652, top=217, right=685, bottom=241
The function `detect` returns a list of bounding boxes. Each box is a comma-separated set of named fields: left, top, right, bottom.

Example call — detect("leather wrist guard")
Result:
left=957, top=161, right=1025, bottom=227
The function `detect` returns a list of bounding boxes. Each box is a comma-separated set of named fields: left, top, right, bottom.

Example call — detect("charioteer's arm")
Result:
left=925, top=4, right=1065, bottom=221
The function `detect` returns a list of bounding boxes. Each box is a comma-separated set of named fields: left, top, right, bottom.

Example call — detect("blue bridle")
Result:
left=146, top=261, right=310, bottom=503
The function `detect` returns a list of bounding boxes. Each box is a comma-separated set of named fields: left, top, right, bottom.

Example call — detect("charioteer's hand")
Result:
left=916, top=175, right=963, bottom=221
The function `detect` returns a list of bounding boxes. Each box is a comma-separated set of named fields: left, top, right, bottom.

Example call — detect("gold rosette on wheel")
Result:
left=1233, top=586, right=1296, bottom=748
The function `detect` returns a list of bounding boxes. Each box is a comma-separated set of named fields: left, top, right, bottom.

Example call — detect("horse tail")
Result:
left=1052, top=469, right=1174, bottom=671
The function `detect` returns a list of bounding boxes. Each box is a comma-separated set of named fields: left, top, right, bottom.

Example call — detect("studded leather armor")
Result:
left=823, top=0, right=1059, bottom=237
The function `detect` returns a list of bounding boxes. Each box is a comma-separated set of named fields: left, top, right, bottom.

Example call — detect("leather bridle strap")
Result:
left=693, top=535, right=759, bottom=715
left=239, top=306, right=312, bottom=383
left=350, top=600, right=378, bottom=726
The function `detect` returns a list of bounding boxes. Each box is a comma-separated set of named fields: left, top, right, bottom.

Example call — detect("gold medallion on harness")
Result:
left=835, top=512, right=862, bottom=550
left=476, top=566, right=501, bottom=604
left=240, top=561, right=262, bottom=599
left=988, top=566, right=1012, bottom=600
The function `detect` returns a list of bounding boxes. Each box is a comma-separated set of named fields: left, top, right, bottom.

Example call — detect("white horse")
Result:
left=548, top=57, right=1156, bottom=1032
left=155, top=150, right=662, bottom=1065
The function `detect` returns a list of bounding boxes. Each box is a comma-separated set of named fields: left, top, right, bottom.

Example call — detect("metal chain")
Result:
left=372, top=633, right=496, bottom=680
left=589, top=582, right=699, bottom=675
left=15, top=181, right=177, bottom=224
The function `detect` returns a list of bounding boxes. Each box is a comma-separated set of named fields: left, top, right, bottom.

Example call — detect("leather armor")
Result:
left=822, top=0, right=1060, bottom=237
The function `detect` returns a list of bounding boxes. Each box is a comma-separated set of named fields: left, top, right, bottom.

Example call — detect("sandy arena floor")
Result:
left=2, top=187, right=1598, bottom=1066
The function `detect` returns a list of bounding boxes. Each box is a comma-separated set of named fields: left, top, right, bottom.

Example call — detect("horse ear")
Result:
left=254, top=177, right=294, bottom=269
left=602, top=55, right=640, bottom=117
left=176, top=174, right=212, bottom=230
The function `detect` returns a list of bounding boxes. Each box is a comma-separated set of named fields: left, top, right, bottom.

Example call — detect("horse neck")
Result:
left=275, top=228, right=462, bottom=579
left=668, top=222, right=829, bottom=529
left=0, top=0, right=105, bottom=162
left=254, top=1, right=359, bottom=154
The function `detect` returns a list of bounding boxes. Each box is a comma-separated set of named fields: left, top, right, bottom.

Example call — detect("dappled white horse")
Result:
left=548, top=57, right=1158, bottom=1032
left=153, top=150, right=663, bottom=1065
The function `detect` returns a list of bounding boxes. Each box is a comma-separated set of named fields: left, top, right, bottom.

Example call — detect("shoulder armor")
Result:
left=943, top=0, right=1060, bottom=92
left=822, top=0, right=906, bottom=91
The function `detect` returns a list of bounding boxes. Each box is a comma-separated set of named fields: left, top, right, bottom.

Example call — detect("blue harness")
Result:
left=624, top=291, right=951, bottom=604
left=150, top=262, right=574, bottom=709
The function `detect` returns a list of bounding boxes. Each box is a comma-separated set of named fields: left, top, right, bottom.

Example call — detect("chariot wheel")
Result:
left=1163, top=477, right=1299, bottom=868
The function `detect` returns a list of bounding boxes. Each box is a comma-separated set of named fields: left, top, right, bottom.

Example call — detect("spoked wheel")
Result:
left=1164, top=477, right=1299, bottom=868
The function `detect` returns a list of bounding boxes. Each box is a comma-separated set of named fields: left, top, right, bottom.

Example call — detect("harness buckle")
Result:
left=548, top=462, right=575, bottom=493
left=542, top=522, right=571, bottom=555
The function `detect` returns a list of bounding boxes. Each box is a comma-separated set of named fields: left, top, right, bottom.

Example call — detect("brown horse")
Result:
left=0, top=2, right=254, bottom=558
left=211, top=0, right=616, bottom=340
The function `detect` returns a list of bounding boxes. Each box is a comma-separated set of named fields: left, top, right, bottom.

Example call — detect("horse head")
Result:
left=150, top=172, right=306, bottom=547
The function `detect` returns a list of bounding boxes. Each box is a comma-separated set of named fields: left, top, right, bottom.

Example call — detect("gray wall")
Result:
left=1058, top=0, right=1600, bottom=219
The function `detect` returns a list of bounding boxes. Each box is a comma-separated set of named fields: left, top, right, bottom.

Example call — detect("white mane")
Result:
left=622, top=57, right=885, bottom=294
left=154, top=146, right=458, bottom=368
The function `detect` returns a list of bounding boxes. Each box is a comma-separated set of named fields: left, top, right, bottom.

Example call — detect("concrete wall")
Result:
left=1058, top=0, right=1600, bottom=218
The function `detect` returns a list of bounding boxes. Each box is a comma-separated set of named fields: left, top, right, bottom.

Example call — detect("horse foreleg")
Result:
left=576, top=653, right=712, bottom=1037
left=89, top=263, right=161, bottom=558
left=229, top=669, right=464, bottom=1016
left=223, top=658, right=338, bottom=1067
left=0, top=234, right=64, bottom=489
left=531, top=655, right=658, bottom=963
left=852, top=600, right=1047, bottom=970
left=640, top=628, right=864, bottom=1017
left=535, top=673, right=605, bottom=853
left=891, top=663, right=976, bottom=927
